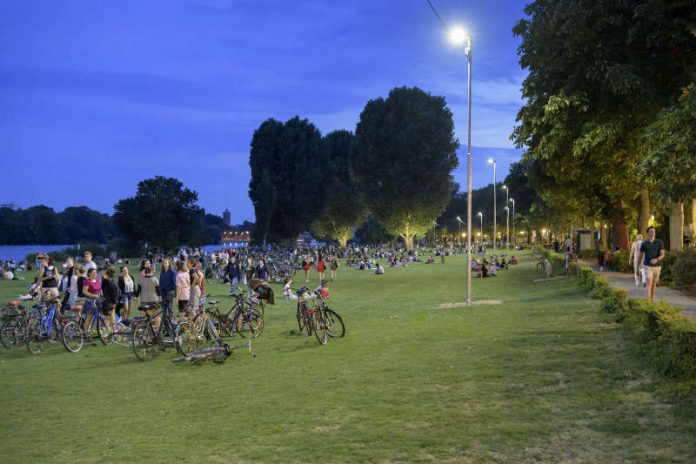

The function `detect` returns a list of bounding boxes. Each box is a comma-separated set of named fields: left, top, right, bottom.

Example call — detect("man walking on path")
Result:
left=628, top=234, right=644, bottom=287
left=638, top=226, right=665, bottom=302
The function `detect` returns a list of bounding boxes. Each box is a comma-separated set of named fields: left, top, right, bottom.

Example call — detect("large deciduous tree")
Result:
left=643, top=82, right=696, bottom=249
left=248, top=119, right=283, bottom=246
left=352, top=87, right=459, bottom=250
left=248, top=116, right=329, bottom=244
left=311, top=130, right=367, bottom=246
left=513, top=0, right=696, bottom=250
left=113, top=176, right=205, bottom=253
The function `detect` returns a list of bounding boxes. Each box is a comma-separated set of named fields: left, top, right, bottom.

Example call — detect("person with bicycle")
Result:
left=175, top=260, right=191, bottom=318
left=102, top=267, right=120, bottom=331
left=137, top=266, right=161, bottom=329
left=82, top=267, right=102, bottom=333
left=159, top=259, right=177, bottom=317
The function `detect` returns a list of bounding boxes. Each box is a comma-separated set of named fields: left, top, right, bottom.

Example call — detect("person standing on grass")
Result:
left=159, top=259, right=177, bottom=317
left=302, top=257, right=311, bottom=282
left=225, top=255, right=241, bottom=296
left=175, top=260, right=191, bottom=317
left=317, top=255, right=326, bottom=282
left=329, top=255, right=339, bottom=281
left=189, top=260, right=201, bottom=313
left=255, top=258, right=269, bottom=281
left=628, top=234, right=645, bottom=287
left=638, top=226, right=665, bottom=303
left=82, top=268, right=102, bottom=333
left=137, top=266, right=161, bottom=329
left=83, top=251, right=97, bottom=273
left=118, top=266, right=135, bottom=321
left=101, top=267, right=119, bottom=330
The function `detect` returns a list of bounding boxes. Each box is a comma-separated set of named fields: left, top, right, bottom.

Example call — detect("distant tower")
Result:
left=223, top=209, right=232, bottom=227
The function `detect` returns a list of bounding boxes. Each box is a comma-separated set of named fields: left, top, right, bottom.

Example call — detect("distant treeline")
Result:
left=0, top=205, right=117, bottom=245
left=0, top=204, right=236, bottom=247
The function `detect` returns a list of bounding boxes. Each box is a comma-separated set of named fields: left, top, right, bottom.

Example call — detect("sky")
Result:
left=0, top=0, right=528, bottom=223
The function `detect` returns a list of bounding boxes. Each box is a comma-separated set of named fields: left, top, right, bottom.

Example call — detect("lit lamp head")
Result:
left=448, top=26, right=468, bottom=46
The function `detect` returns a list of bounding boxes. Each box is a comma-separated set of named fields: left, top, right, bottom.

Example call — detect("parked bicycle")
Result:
left=294, top=287, right=345, bottom=345
left=171, top=340, right=255, bottom=364
left=0, top=301, right=28, bottom=350
left=175, top=305, right=225, bottom=356
left=131, top=303, right=177, bottom=361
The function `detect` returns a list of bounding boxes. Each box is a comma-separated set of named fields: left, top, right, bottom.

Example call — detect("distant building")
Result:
left=222, top=229, right=251, bottom=244
left=223, top=209, right=231, bottom=227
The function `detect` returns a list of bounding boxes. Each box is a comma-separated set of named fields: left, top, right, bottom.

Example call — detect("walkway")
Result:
left=579, top=259, right=696, bottom=321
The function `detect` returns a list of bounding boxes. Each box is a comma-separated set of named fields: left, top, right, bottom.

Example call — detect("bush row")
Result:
left=568, top=256, right=696, bottom=379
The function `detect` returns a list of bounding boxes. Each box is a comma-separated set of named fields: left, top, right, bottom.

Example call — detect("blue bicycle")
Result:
left=24, top=298, right=64, bottom=354
left=61, top=299, right=113, bottom=353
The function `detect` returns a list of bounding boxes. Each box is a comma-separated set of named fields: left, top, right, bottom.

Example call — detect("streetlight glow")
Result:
left=448, top=27, right=468, bottom=46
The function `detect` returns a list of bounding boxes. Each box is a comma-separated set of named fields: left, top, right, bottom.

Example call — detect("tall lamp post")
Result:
left=510, top=198, right=516, bottom=247
left=488, top=158, right=496, bottom=255
left=456, top=216, right=465, bottom=251
left=449, top=27, right=473, bottom=306
left=502, top=184, right=509, bottom=251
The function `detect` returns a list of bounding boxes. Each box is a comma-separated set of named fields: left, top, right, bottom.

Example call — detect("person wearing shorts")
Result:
left=638, top=226, right=665, bottom=303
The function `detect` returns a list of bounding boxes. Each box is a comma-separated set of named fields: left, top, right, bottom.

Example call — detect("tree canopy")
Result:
left=352, top=86, right=459, bottom=249
left=113, top=176, right=205, bottom=253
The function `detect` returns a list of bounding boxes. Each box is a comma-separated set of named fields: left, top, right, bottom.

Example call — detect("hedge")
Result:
left=568, top=260, right=696, bottom=379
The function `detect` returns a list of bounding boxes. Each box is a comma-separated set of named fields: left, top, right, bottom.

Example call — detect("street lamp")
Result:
left=449, top=26, right=473, bottom=306
left=509, top=198, right=515, bottom=247
left=502, top=185, right=509, bottom=251
left=488, top=159, right=496, bottom=254
left=477, top=211, right=483, bottom=246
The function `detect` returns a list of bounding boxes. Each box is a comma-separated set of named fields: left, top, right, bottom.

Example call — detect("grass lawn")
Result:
left=1, top=251, right=695, bottom=463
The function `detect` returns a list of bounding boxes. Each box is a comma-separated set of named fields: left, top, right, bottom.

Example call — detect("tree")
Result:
left=113, top=176, right=205, bottom=253
left=352, top=87, right=459, bottom=250
left=311, top=130, right=367, bottom=246
left=513, top=0, right=696, bottom=250
left=248, top=119, right=283, bottom=245
left=248, top=116, right=330, bottom=244
left=203, top=213, right=225, bottom=246
left=643, top=82, right=696, bottom=249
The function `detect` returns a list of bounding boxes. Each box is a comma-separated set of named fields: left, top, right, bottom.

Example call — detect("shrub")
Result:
left=579, top=249, right=597, bottom=259
left=609, top=250, right=631, bottom=272
left=671, top=248, right=696, bottom=289
left=659, top=251, right=680, bottom=286
left=600, top=287, right=628, bottom=315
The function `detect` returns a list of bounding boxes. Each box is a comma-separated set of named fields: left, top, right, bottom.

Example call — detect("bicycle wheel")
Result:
left=235, top=308, right=264, bottom=339
left=62, top=320, right=84, bottom=353
left=313, top=312, right=329, bottom=345
left=323, top=308, right=345, bottom=338
left=175, top=321, right=197, bottom=355
left=96, top=317, right=113, bottom=346
left=25, top=317, right=44, bottom=354
left=0, top=318, right=25, bottom=349
left=132, top=322, right=156, bottom=361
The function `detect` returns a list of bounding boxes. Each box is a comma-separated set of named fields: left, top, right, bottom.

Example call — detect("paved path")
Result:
left=578, top=259, right=696, bottom=321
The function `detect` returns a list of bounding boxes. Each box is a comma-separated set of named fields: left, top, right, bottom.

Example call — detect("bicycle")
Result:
left=131, top=303, right=174, bottom=361
left=294, top=287, right=345, bottom=345
left=61, top=299, right=113, bottom=353
left=208, top=290, right=265, bottom=339
left=175, top=306, right=225, bottom=356
left=0, top=301, right=28, bottom=349
left=171, top=340, right=255, bottom=364
left=24, top=298, right=66, bottom=354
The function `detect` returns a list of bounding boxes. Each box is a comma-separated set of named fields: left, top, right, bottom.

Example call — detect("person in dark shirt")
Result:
left=225, top=256, right=241, bottom=295
left=638, top=226, right=666, bottom=303
left=255, top=259, right=268, bottom=281
left=101, top=267, right=120, bottom=330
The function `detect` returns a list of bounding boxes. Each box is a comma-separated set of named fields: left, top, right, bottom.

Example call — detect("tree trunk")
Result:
left=691, top=199, right=696, bottom=245
left=612, top=201, right=629, bottom=250
left=600, top=221, right=609, bottom=250
left=402, top=235, right=414, bottom=250
left=669, top=202, right=684, bottom=251
left=637, top=189, right=650, bottom=236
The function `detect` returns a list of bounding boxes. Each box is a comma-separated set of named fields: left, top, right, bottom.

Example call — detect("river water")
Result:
left=0, top=243, right=248, bottom=262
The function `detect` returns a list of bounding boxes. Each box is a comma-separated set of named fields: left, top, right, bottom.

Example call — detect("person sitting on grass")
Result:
left=509, top=255, right=518, bottom=265
left=375, top=263, right=385, bottom=275
left=314, top=279, right=330, bottom=299
left=283, top=277, right=298, bottom=300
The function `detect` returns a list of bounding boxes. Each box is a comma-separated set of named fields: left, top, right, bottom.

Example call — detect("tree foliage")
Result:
left=248, top=116, right=329, bottom=244
left=311, top=130, right=367, bottom=246
left=352, top=87, right=459, bottom=249
left=113, top=176, right=205, bottom=253
left=512, top=0, right=696, bottom=248
left=0, top=205, right=115, bottom=245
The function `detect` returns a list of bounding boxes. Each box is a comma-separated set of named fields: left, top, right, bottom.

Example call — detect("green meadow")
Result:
left=1, top=251, right=694, bottom=463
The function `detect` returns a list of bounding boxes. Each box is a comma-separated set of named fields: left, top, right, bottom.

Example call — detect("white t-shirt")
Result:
left=84, top=261, right=97, bottom=273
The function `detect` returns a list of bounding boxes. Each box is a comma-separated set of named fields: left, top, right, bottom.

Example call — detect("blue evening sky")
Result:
left=0, top=0, right=527, bottom=222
